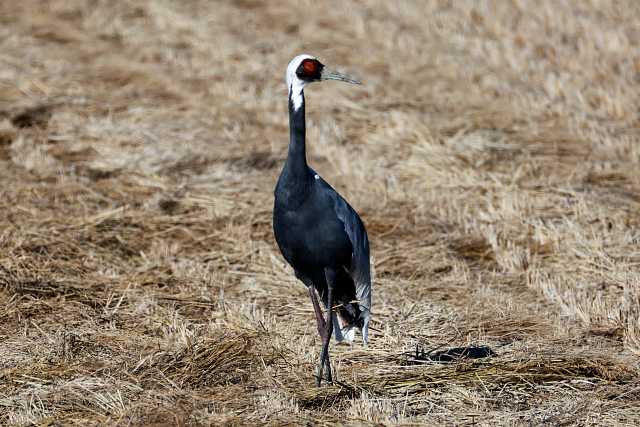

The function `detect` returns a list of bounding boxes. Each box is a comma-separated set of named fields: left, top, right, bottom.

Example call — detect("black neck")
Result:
left=283, top=90, right=309, bottom=178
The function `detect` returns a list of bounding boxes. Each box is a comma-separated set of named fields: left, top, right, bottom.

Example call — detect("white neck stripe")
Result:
left=290, top=83, right=304, bottom=111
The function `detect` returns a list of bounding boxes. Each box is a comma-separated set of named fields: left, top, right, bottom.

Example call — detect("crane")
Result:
left=273, top=55, right=371, bottom=387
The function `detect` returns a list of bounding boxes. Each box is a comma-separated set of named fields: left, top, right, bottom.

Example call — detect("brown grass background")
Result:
left=1, top=0, right=640, bottom=425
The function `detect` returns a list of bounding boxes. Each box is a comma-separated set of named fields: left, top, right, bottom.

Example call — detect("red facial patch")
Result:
left=300, top=59, right=317, bottom=74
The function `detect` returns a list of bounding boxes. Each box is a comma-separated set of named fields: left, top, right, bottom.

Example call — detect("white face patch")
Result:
left=286, top=54, right=315, bottom=111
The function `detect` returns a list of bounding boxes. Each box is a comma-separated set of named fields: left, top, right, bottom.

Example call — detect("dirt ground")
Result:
left=1, top=0, right=640, bottom=425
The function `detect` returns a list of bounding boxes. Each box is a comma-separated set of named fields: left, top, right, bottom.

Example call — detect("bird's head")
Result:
left=286, top=54, right=361, bottom=110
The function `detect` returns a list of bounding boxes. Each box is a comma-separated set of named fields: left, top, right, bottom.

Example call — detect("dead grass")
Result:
left=1, top=0, right=640, bottom=425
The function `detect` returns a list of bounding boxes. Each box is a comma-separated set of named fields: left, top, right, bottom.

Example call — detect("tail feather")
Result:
left=332, top=310, right=369, bottom=345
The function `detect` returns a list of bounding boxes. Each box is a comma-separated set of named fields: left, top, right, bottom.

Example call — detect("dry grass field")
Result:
left=2, top=0, right=640, bottom=425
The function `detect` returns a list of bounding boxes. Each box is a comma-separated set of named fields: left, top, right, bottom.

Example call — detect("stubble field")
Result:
left=1, top=0, right=640, bottom=425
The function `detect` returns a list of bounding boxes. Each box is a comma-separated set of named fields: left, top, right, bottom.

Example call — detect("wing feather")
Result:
left=329, top=192, right=371, bottom=345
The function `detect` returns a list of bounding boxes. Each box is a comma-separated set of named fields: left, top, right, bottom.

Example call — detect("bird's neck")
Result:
left=283, top=90, right=310, bottom=179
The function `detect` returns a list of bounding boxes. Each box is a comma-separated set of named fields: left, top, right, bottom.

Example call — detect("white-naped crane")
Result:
left=273, top=55, right=371, bottom=387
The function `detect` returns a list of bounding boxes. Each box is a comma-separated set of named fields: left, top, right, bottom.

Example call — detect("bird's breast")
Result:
left=273, top=187, right=353, bottom=270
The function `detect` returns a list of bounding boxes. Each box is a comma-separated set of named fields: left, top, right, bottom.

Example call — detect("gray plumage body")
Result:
left=272, top=54, right=370, bottom=386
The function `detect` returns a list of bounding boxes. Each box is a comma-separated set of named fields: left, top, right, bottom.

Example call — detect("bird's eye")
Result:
left=303, top=60, right=315, bottom=71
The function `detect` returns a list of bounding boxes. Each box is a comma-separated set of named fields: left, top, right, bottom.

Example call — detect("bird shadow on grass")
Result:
left=399, top=345, right=497, bottom=365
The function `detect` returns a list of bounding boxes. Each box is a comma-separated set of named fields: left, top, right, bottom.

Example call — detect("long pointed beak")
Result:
left=320, top=66, right=361, bottom=85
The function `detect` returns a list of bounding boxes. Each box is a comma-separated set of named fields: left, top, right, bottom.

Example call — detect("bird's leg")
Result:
left=307, top=285, right=330, bottom=387
left=307, top=285, right=326, bottom=330
left=303, top=272, right=335, bottom=387
left=315, top=268, right=335, bottom=387
left=322, top=284, right=334, bottom=384
left=315, top=297, right=333, bottom=386
left=297, top=268, right=328, bottom=386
